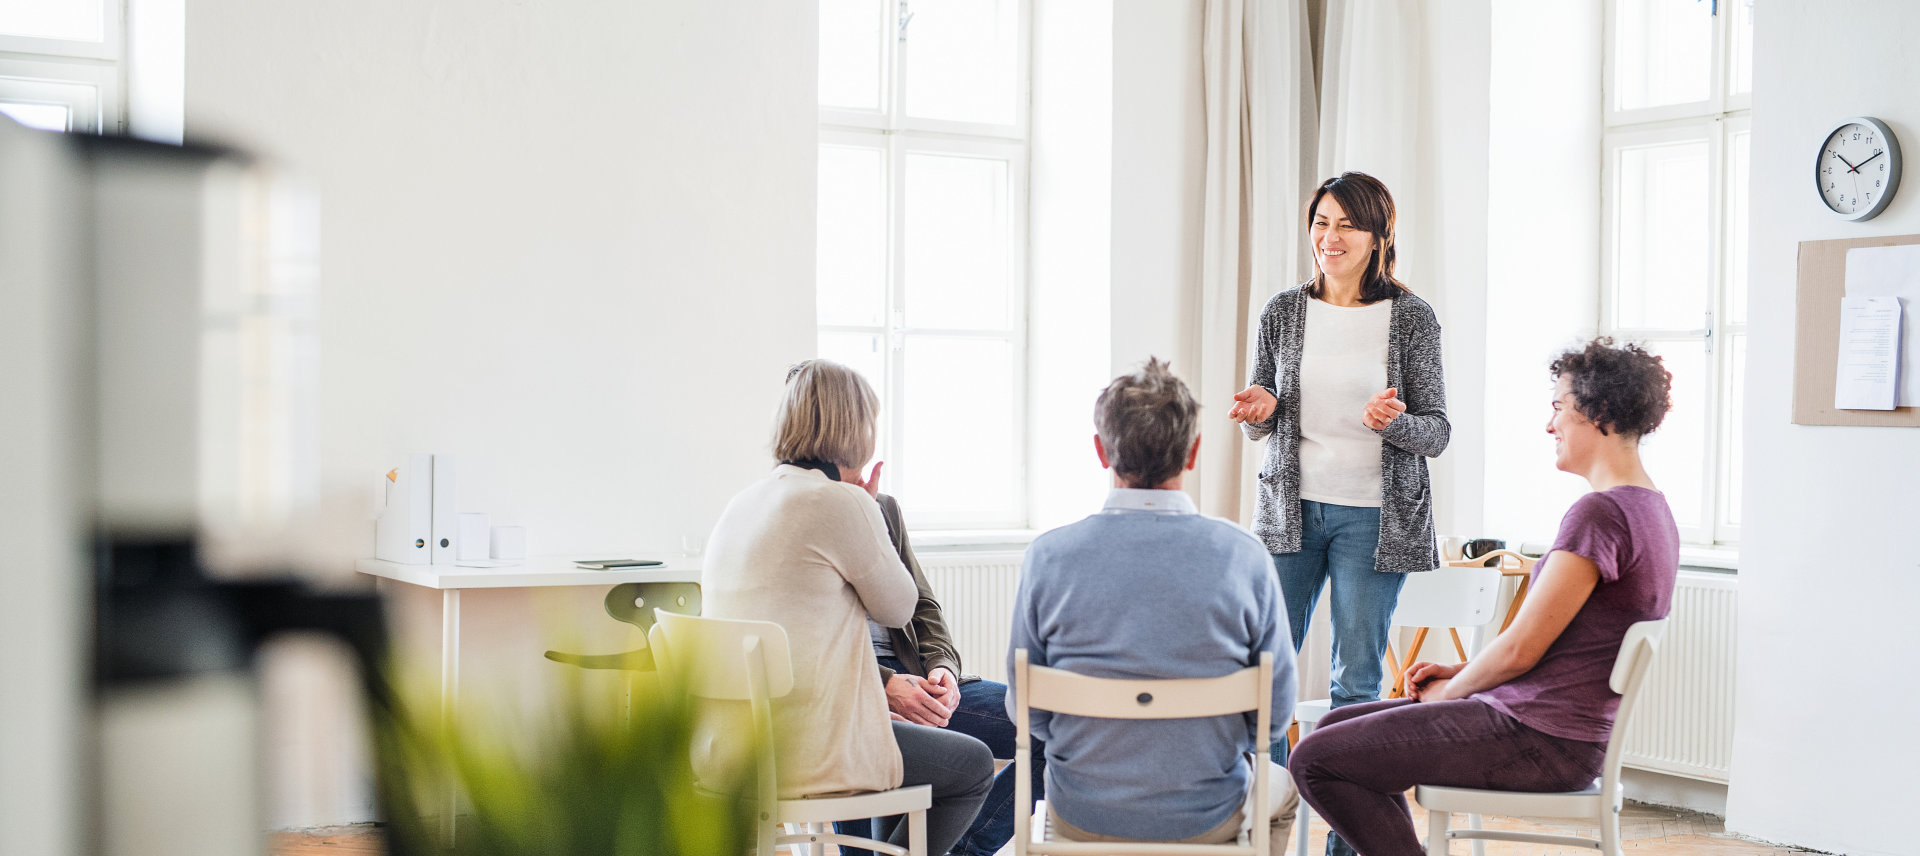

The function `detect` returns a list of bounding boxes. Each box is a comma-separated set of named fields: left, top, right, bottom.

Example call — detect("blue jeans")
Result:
left=839, top=658, right=1042, bottom=856
left=1270, top=501, right=1404, bottom=856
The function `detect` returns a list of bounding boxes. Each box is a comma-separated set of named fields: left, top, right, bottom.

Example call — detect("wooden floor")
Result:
left=273, top=799, right=1822, bottom=856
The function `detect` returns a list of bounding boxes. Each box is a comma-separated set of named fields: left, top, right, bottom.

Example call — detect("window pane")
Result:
left=0, top=0, right=103, bottom=41
left=818, top=331, right=888, bottom=394
left=818, top=145, right=889, bottom=327
left=818, top=331, right=891, bottom=477
left=1728, top=0, right=1755, bottom=98
left=1727, top=129, right=1750, bottom=325
left=1612, top=0, right=1711, bottom=111
left=1640, top=340, right=1707, bottom=532
left=901, top=336, right=1017, bottom=520
left=0, top=101, right=70, bottom=132
left=904, top=0, right=1019, bottom=125
left=1614, top=139, right=1710, bottom=330
left=820, top=0, right=886, bottom=111
left=1721, top=332, right=1745, bottom=530
left=904, top=152, right=1011, bottom=330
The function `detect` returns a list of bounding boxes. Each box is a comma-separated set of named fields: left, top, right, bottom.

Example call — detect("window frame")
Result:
left=1600, top=0, right=1749, bottom=548
left=816, top=0, right=1035, bottom=531
left=0, top=0, right=125, bottom=134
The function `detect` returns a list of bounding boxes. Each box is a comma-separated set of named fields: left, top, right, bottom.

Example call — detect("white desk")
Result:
left=356, top=554, right=701, bottom=838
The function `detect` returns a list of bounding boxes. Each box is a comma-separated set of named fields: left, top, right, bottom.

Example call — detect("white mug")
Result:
left=1439, top=535, right=1467, bottom=562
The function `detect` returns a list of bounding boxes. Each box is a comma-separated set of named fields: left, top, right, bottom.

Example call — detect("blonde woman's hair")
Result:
left=774, top=359, right=880, bottom=470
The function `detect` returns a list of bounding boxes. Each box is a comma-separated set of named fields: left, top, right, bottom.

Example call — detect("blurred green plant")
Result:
left=373, top=656, right=756, bottom=856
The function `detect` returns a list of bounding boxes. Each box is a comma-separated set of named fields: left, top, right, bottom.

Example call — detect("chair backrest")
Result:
left=1391, top=564, right=1503, bottom=629
left=604, top=581, right=703, bottom=632
left=1597, top=618, right=1668, bottom=803
left=647, top=610, right=795, bottom=701
left=1012, top=649, right=1274, bottom=856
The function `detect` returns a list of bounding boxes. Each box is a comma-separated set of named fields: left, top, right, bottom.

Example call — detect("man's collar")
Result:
left=1101, top=488, right=1198, bottom=514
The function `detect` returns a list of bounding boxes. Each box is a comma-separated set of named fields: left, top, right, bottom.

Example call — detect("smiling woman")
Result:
left=1226, top=169, right=1450, bottom=856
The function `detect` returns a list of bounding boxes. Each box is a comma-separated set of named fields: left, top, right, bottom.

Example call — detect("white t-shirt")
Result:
left=1299, top=297, right=1391, bottom=507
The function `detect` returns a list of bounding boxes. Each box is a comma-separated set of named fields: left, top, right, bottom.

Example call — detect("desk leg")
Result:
left=1498, top=578, right=1531, bottom=634
left=441, top=588, right=460, bottom=844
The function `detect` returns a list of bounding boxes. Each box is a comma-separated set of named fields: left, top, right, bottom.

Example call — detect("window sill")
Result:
left=1678, top=544, right=1739, bottom=572
left=909, top=529, right=1041, bottom=552
left=1520, top=542, right=1738, bottom=572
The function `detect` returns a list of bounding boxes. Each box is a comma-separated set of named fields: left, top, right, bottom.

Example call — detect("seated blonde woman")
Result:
left=697, top=359, right=993, bottom=856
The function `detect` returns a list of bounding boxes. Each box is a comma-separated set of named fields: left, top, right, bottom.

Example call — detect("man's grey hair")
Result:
left=1094, top=357, right=1198, bottom=488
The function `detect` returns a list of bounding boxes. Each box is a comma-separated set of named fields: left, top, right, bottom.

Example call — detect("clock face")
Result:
left=1819, top=121, right=1895, bottom=217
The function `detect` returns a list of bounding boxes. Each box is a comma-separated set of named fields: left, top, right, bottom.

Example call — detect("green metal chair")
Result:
left=543, top=581, right=703, bottom=673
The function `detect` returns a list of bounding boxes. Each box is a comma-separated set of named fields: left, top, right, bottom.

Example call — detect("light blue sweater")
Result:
left=1005, top=489, right=1297, bottom=841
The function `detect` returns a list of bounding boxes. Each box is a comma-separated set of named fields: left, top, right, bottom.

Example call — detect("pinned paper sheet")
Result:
left=1844, top=245, right=1920, bottom=405
left=1835, top=297, right=1902, bottom=410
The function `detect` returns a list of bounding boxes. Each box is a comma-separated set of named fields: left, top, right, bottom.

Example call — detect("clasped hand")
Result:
left=886, top=667, right=961, bottom=727
left=1402, top=661, right=1464, bottom=702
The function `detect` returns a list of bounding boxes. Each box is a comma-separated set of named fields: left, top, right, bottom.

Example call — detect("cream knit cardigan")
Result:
left=694, top=464, right=918, bottom=797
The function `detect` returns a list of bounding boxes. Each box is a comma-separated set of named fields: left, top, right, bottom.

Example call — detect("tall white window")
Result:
left=0, top=0, right=123, bottom=133
left=816, top=0, right=1031, bottom=529
left=1602, top=0, right=1752, bottom=547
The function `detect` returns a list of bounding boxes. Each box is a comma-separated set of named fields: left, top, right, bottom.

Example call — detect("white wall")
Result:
left=1028, top=0, right=1115, bottom=531
left=185, top=0, right=818, bottom=827
left=1481, top=0, right=1602, bottom=546
left=1411, top=2, right=1490, bottom=539
left=1108, top=0, right=1206, bottom=380
left=1726, top=3, right=1920, bottom=853
left=186, top=0, right=818, bottom=563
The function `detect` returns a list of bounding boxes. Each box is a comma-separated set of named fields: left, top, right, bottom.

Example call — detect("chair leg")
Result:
left=756, top=814, right=775, bottom=856
left=1469, top=813, right=1484, bottom=856
left=1425, top=808, right=1449, bottom=856
left=1294, top=720, right=1314, bottom=856
left=908, top=808, right=927, bottom=856
left=1601, top=802, right=1621, bottom=856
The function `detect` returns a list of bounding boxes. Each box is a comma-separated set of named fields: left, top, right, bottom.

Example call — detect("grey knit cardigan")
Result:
left=1241, top=285, right=1449, bottom=573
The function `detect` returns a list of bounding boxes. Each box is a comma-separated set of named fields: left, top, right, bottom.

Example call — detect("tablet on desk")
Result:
left=575, top=558, right=666, bottom=570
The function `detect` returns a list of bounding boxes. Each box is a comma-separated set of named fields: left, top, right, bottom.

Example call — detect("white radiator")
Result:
left=1620, top=571, right=1738, bottom=783
left=919, top=550, right=1026, bottom=684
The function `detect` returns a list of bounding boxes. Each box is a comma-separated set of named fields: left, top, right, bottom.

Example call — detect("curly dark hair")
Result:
left=1548, top=338, right=1672, bottom=438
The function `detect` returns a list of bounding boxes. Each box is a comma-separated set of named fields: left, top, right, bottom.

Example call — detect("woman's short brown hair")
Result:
left=1305, top=171, right=1406, bottom=304
left=773, top=359, right=880, bottom=469
left=1094, top=357, right=1199, bottom=488
left=1548, top=338, right=1672, bottom=439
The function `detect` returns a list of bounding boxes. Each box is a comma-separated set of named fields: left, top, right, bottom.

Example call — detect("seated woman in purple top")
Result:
left=1287, top=339, right=1680, bottom=856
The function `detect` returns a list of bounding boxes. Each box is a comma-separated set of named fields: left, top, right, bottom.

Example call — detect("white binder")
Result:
left=375, top=453, right=433, bottom=564
left=430, top=453, right=458, bottom=563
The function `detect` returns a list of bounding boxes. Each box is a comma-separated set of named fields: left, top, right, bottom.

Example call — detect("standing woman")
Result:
left=1228, top=171, right=1449, bottom=747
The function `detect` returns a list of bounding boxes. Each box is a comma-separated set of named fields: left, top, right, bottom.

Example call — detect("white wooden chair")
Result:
left=1414, top=618, right=1669, bottom=856
left=649, top=611, right=932, bottom=856
left=1292, top=563, right=1503, bottom=856
left=1386, top=564, right=1505, bottom=697
left=1011, top=648, right=1277, bottom=856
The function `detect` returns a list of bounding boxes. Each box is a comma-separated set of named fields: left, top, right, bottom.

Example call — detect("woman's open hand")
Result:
left=1361, top=387, right=1407, bottom=430
left=1228, top=386, right=1278, bottom=424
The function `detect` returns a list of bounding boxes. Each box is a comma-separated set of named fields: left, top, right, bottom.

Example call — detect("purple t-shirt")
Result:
left=1475, top=486, right=1679, bottom=742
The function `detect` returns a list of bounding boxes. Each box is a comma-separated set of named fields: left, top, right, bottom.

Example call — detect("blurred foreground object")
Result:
left=0, top=115, right=387, bottom=856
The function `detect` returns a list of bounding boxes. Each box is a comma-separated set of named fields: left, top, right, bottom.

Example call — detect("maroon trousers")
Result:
left=1288, top=698, right=1605, bottom=856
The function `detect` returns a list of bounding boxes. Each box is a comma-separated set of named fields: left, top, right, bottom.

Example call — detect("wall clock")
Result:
left=1818, top=116, right=1901, bottom=221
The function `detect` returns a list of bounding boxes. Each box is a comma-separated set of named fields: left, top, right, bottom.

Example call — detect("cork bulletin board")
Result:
left=1793, top=232, right=1920, bottom=426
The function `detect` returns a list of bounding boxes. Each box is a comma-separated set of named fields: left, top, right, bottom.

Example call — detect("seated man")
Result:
left=1006, top=358, right=1298, bottom=847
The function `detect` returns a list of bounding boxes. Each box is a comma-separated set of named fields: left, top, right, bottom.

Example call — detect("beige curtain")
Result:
left=1193, top=0, right=1319, bottom=525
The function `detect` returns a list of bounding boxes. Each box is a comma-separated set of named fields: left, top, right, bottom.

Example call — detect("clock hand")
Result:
left=1856, top=151, right=1885, bottom=171
left=1835, top=152, right=1861, bottom=172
